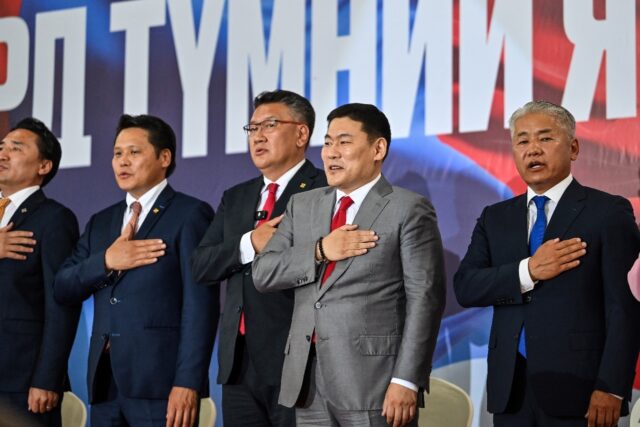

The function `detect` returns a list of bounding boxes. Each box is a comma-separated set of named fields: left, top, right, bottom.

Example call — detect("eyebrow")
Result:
left=516, top=128, right=552, bottom=138
left=325, top=132, right=353, bottom=139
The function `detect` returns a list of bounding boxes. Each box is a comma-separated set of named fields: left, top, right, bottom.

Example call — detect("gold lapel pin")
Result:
left=299, top=182, right=307, bottom=189
left=153, top=208, right=160, bottom=214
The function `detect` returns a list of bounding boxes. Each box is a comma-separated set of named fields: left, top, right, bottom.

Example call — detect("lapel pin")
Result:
left=300, top=182, right=307, bottom=189
left=153, top=208, right=160, bottom=214
left=21, top=208, right=27, bottom=213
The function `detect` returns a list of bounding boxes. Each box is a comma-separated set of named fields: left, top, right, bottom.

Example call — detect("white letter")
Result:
left=33, top=7, right=91, bottom=168
left=311, top=0, right=376, bottom=146
left=169, top=0, right=225, bottom=158
left=459, top=0, right=532, bottom=132
left=383, top=0, right=453, bottom=137
left=226, top=0, right=305, bottom=154
left=111, top=0, right=166, bottom=115
left=0, top=17, right=29, bottom=111
left=562, top=0, right=636, bottom=120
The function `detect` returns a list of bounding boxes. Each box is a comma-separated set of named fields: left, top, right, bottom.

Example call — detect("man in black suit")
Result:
left=0, top=118, right=80, bottom=427
left=454, top=101, right=640, bottom=427
left=54, top=115, right=217, bottom=427
left=191, top=89, right=326, bottom=426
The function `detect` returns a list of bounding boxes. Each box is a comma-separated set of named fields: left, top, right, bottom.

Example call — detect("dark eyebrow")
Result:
left=325, top=132, right=353, bottom=139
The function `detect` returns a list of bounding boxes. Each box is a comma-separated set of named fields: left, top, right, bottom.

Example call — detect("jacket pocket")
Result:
left=358, top=335, right=402, bottom=356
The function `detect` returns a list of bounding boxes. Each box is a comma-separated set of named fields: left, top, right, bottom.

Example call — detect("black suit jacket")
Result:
left=454, top=179, right=640, bottom=417
left=0, top=190, right=80, bottom=393
left=191, top=160, right=326, bottom=386
left=54, top=185, right=218, bottom=402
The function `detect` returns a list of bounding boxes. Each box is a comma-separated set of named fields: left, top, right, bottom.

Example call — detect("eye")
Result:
left=517, top=139, right=527, bottom=145
left=339, top=139, right=351, bottom=145
left=264, top=120, right=278, bottom=129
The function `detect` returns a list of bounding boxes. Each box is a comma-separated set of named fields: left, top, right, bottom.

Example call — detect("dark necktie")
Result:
left=518, top=195, right=549, bottom=357
left=239, top=182, right=280, bottom=336
left=321, top=196, right=354, bottom=285
left=0, top=198, right=11, bottom=223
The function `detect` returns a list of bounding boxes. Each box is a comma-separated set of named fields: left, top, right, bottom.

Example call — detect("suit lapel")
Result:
left=319, top=177, right=392, bottom=297
left=544, top=179, right=585, bottom=241
left=135, top=185, right=176, bottom=239
left=243, top=177, right=265, bottom=229
left=508, top=194, right=530, bottom=259
left=9, top=190, right=46, bottom=228
left=273, top=160, right=320, bottom=217
left=109, top=201, right=127, bottom=242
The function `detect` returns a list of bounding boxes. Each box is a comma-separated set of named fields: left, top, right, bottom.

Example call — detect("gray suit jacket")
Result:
left=253, top=176, right=446, bottom=410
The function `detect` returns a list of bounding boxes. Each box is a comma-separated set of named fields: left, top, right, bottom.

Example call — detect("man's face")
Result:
left=322, top=117, right=386, bottom=194
left=0, top=129, right=51, bottom=197
left=512, top=112, right=579, bottom=194
left=112, top=127, right=170, bottom=199
left=248, top=103, right=308, bottom=180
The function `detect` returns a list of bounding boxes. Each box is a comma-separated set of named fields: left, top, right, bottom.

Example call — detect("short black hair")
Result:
left=254, top=90, right=316, bottom=142
left=326, top=103, right=391, bottom=160
left=115, top=114, right=176, bottom=177
left=12, top=117, right=61, bottom=187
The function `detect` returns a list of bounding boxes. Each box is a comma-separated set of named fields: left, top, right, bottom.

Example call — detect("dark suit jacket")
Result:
left=454, top=179, right=640, bottom=417
left=191, top=160, right=326, bottom=386
left=54, top=185, right=218, bottom=402
left=0, top=190, right=80, bottom=394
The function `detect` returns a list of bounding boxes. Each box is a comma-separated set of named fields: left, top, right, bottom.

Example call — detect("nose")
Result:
left=0, top=147, right=8, bottom=160
left=322, top=143, right=339, bottom=159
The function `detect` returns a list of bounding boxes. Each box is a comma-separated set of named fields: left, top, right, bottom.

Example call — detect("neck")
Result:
left=262, top=157, right=304, bottom=182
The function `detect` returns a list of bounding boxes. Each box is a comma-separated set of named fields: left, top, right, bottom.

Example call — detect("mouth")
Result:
left=327, top=164, right=344, bottom=171
left=117, top=172, right=132, bottom=179
left=527, top=161, right=545, bottom=171
left=253, top=147, right=268, bottom=156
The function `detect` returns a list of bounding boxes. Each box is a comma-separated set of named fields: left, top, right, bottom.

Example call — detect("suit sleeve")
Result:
left=453, top=206, right=524, bottom=307
left=190, top=191, right=246, bottom=285
left=174, top=201, right=219, bottom=391
left=593, top=197, right=640, bottom=398
left=53, top=215, right=113, bottom=305
left=252, top=196, right=318, bottom=292
left=31, top=206, right=81, bottom=392
left=393, top=197, right=446, bottom=388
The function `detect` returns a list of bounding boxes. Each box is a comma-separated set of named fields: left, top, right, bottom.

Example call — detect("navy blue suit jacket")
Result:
left=454, top=180, right=640, bottom=417
left=54, top=185, right=218, bottom=402
left=0, top=190, right=80, bottom=393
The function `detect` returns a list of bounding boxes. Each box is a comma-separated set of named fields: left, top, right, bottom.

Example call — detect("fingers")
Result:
left=268, top=215, right=284, bottom=226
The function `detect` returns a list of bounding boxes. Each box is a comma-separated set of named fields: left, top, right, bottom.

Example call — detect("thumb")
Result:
left=339, top=224, right=359, bottom=231
left=1, top=222, right=14, bottom=232
left=268, top=215, right=284, bottom=226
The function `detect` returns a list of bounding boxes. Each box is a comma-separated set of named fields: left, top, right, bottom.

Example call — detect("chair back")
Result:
left=199, top=397, right=217, bottom=427
left=61, top=391, right=87, bottom=427
left=630, top=398, right=640, bottom=427
left=419, top=377, right=473, bottom=427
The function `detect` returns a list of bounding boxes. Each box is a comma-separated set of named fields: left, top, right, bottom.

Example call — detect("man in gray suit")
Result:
left=253, top=103, right=446, bottom=426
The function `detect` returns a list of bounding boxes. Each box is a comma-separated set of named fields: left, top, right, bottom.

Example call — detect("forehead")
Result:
left=250, top=102, right=293, bottom=121
left=1, top=128, right=40, bottom=147
left=114, top=127, right=152, bottom=148
left=326, top=117, right=364, bottom=137
left=514, top=112, right=561, bottom=134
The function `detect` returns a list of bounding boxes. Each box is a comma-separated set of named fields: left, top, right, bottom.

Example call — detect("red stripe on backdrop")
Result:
left=635, top=356, right=640, bottom=389
left=0, top=0, right=22, bottom=136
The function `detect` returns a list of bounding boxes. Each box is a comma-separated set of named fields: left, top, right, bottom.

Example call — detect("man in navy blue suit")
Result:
left=0, top=118, right=80, bottom=427
left=454, top=101, right=640, bottom=427
left=54, top=115, right=218, bottom=427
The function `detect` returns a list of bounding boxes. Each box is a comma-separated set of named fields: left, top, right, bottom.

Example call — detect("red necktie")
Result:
left=321, top=196, right=354, bottom=284
left=239, top=182, right=280, bottom=335
left=126, top=201, right=142, bottom=239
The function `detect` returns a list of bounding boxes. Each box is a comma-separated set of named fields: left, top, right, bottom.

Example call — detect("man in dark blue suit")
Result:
left=54, top=115, right=218, bottom=427
left=0, top=118, right=80, bottom=427
left=191, top=90, right=326, bottom=426
left=454, top=101, right=640, bottom=427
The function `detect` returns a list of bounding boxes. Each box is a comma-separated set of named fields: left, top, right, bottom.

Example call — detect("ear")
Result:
left=372, top=137, right=388, bottom=161
left=570, top=138, right=579, bottom=161
left=296, top=124, right=310, bottom=148
left=37, top=159, right=53, bottom=178
left=159, top=148, right=172, bottom=168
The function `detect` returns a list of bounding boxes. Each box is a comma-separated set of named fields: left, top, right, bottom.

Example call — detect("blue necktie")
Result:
left=518, top=195, right=548, bottom=357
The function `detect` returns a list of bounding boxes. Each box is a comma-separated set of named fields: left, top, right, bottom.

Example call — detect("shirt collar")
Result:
left=125, top=179, right=168, bottom=210
left=0, top=186, right=40, bottom=207
left=335, top=174, right=382, bottom=207
left=261, top=159, right=306, bottom=193
left=526, top=174, right=573, bottom=205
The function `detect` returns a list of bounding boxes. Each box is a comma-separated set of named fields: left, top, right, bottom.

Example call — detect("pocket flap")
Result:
left=358, top=335, right=401, bottom=356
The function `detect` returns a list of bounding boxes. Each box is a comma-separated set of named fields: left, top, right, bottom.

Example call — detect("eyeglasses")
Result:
left=242, top=119, right=304, bottom=136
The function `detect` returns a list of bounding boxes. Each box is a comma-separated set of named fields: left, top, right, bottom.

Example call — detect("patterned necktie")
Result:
left=126, top=201, right=143, bottom=239
left=239, top=183, right=280, bottom=336
left=0, top=198, right=11, bottom=223
left=321, top=196, right=354, bottom=285
left=256, top=183, right=279, bottom=227
left=518, top=195, right=549, bottom=357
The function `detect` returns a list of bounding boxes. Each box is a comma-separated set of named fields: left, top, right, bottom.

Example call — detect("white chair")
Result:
left=630, top=397, right=640, bottom=427
left=61, top=391, right=87, bottom=427
left=199, top=397, right=217, bottom=427
left=419, top=377, right=473, bottom=427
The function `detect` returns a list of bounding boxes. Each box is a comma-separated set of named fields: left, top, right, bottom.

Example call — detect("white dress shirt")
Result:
left=0, top=186, right=40, bottom=227
left=239, top=159, right=306, bottom=264
left=518, top=174, right=573, bottom=292
left=121, top=179, right=168, bottom=232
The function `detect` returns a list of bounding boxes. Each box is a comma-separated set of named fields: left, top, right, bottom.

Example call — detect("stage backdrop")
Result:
left=1, top=0, right=639, bottom=425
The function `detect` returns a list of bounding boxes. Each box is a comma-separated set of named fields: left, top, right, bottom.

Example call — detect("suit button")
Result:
left=236, top=305, right=242, bottom=313
left=314, top=302, right=322, bottom=309
left=524, top=294, right=532, bottom=303
left=244, top=271, right=250, bottom=276
left=109, top=297, right=119, bottom=305
left=305, top=335, right=311, bottom=342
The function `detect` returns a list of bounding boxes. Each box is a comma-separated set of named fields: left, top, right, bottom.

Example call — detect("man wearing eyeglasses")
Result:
left=191, top=89, right=327, bottom=426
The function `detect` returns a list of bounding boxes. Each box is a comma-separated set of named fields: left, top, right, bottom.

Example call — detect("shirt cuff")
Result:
left=518, top=258, right=536, bottom=293
left=390, top=378, right=418, bottom=392
left=239, top=231, right=256, bottom=264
